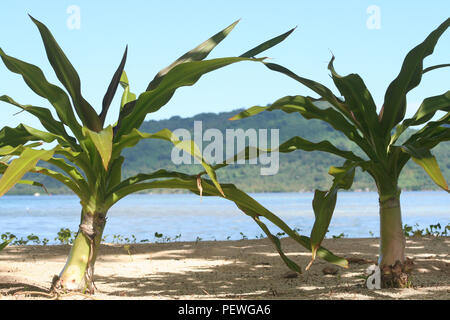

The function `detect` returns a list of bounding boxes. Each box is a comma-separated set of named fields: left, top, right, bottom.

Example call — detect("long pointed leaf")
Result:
left=0, top=124, right=59, bottom=147
left=401, top=145, right=448, bottom=191
left=100, top=46, right=128, bottom=125
left=328, top=56, right=385, bottom=157
left=146, top=20, right=240, bottom=91
left=262, top=62, right=351, bottom=119
left=31, top=165, right=84, bottom=198
left=230, top=95, right=376, bottom=160
left=116, top=57, right=265, bottom=139
left=405, top=111, right=450, bottom=149
left=380, top=18, right=450, bottom=134
left=16, top=179, right=48, bottom=194
left=422, top=63, right=450, bottom=74
left=392, top=91, right=450, bottom=145
left=0, top=48, right=82, bottom=139
left=0, top=148, right=55, bottom=197
left=309, top=162, right=356, bottom=263
left=240, top=27, right=296, bottom=58
left=29, top=15, right=101, bottom=131
left=278, top=136, right=364, bottom=162
left=0, top=95, right=78, bottom=149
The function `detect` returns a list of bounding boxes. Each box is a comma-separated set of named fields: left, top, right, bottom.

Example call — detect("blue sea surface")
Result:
left=0, top=191, right=448, bottom=244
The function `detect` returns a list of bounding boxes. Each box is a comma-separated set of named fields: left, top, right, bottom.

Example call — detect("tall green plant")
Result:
left=232, top=18, right=450, bottom=288
left=0, top=16, right=345, bottom=293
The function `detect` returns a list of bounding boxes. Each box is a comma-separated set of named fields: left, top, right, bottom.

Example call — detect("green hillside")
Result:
left=8, top=109, right=450, bottom=195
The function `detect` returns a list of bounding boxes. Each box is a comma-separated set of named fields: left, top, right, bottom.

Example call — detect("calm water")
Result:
left=0, top=191, right=448, bottom=244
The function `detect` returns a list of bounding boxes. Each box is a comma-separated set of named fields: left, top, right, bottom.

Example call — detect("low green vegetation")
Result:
left=1, top=222, right=448, bottom=248
left=0, top=239, right=10, bottom=252
left=403, top=222, right=449, bottom=237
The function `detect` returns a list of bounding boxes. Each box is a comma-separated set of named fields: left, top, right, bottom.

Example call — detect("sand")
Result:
left=0, top=236, right=449, bottom=300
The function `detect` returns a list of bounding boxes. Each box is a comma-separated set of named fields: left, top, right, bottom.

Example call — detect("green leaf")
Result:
left=0, top=124, right=60, bottom=148
left=16, top=179, right=48, bottom=194
left=32, top=164, right=85, bottom=198
left=106, top=156, right=124, bottom=191
left=0, top=95, right=78, bottom=149
left=240, top=27, right=296, bottom=58
left=328, top=56, right=384, bottom=156
left=278, top=136, right=364, bottom=163
left=115, top=57, right=264, bottom=139
left=422, top=63, right=450, bottom=74
left=83, top=126, right=113, bottom=170
left=262, top=62, right=351, bottom=119
left=251, top=215, right=302, bottom=274
left=113, top=128, right=225, bottom=196
left=0, top=147, right=55, bottom=197
left=0, top=240, right=10, bottom=251
left=401, top=145, right=448, bottom=191
left=392, top=91, right=450, bottom=146
left=198, top=123, right=364, bottom=169
left=407, top=91, right=450, bottom=125
left=196, top=129, right=364, bottom=178
left=0, top=145, right=25, bottom=157
left=106, top=169, right=197, bottom=198
left=47, top=157, right=89, bottom=192
left=230, top=95, right=376, bottom=160
left=119, top=71, right=136, bottom=110
left=309, top=162, right=356, bottom=262
left=0, top=48, right=82, bottom=139
left=29, top=15, right=101, bottom=131
left=405, top=111, right=450, bottom=149
left=380, top=18, right=450, bottom=134
left=146, top=20, right=240, bottom=91
left=100, top=46, right=128, bottom=126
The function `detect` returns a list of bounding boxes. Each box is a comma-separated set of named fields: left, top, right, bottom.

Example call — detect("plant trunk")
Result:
left=378, top=193, right=411, bottom=288
left=53, top=210, right=106, bottom=294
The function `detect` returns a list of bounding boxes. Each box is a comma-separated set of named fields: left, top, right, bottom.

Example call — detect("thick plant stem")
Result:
left=55, top=210, right=106, bottom=293
left=378, top=194, right=410, bottom=288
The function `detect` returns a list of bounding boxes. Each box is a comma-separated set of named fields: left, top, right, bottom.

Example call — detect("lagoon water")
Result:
left=0, top=191, right=448, bottom=244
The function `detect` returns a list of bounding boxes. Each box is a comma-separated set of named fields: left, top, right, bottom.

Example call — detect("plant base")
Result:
left=380, top=258, right=414, bottom=288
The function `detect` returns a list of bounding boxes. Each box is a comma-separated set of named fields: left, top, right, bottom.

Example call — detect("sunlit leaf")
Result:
left=0, top=148, right=55, bottom=196
left=83, top=126, right=113, bottom=170
left=401, top=145, right=448, bottom=191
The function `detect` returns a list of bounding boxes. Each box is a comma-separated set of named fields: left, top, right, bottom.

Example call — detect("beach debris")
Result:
left=404, top=257, right=415, bottom=273
left=201, top=288, right=210, bottom=295
left=347, top=257, right=374, bottom=264
left=283, top=271, right=298, bottom=279
left=366, top=264, right=381, bottom=289
left=322, top=266, right=339, bottom=275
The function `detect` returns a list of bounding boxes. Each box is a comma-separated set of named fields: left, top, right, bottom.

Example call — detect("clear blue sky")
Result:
left=0, top=0, right=449, bottom=131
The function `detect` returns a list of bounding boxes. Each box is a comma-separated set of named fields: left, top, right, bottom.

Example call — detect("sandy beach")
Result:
left=0, top=236, right=449, bottom=300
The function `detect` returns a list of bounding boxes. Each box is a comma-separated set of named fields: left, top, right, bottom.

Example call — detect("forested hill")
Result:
left=9, top=108, right=450, bottom=194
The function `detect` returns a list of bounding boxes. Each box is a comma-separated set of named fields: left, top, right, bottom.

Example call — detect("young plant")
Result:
left=0, top=16, right=345, bottom=293
left=0, top=239, right=10, bottom=252
left=232, top=18, right=450, bottom=287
